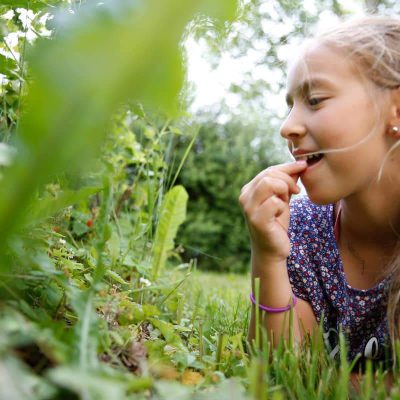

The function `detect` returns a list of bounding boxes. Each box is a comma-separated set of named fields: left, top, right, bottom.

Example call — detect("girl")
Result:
left=239, top=16, right=400, bottom=367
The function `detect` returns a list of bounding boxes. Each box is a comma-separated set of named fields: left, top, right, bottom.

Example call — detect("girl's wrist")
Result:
left=251, top=246, right=288, bottom=263
left=249, top=292, right=297, bottom=313
left=251, top=252, right=288, bottom=275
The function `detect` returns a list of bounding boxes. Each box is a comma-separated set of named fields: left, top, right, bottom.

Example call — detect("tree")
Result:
left=175, top=116, right=286, bottom=272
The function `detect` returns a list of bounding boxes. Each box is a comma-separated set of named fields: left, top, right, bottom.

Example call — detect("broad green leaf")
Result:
left=151, top=185, right=188, bottom=279
left=72, top=220, right=90, bottom=237
left=0, top=54, right=17, bottom=76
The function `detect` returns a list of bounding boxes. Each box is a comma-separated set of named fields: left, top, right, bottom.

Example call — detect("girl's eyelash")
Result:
left=307, top=97, right=325, bottom=106
left=285, top=97, right=326, bottom=113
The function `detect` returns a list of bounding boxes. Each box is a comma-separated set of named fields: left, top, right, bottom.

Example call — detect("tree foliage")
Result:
left=175, top=117, right=286, bottom=272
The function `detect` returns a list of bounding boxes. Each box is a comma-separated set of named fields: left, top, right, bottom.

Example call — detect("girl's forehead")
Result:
left=288, top=44, right=337, bottom=78
left=286, top=43, right=355, bottom=93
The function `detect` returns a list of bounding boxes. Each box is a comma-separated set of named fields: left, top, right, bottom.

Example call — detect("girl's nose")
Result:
left=280, top=107, right=307, bottom=141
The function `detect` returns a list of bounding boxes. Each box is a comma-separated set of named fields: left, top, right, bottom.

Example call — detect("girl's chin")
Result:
left=303, top=187, right=338, bottom=206
left=308, top=198, right=332, bottom=206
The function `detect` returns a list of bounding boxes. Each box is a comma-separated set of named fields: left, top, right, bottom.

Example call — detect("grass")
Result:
left=3, top=224, right=399, bottom=400
left=155, top=269, right=400, bottom=400
left=132, top=268, right=398, bottom=400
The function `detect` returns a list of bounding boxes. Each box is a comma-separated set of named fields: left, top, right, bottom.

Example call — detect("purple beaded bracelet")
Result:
left=249, top=293, right=297, bottom=313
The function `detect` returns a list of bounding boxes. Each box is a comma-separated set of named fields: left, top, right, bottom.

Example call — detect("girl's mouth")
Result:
left=297, top=153, right=324, bottom=167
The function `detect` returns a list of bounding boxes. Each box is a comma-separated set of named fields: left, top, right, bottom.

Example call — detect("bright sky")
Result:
left=185, top=0, right=364, bottom=115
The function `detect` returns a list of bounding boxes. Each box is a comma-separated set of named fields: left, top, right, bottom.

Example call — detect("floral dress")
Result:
left=287, top=196, right=391, bottom=367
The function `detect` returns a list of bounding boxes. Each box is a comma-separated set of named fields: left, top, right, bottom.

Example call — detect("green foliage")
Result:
left=175, top=118, right=286, bottom=272
left=1, top=1, right=400, bottom=399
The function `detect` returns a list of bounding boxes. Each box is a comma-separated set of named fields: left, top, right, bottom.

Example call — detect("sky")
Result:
left=185, top=0, right=364, bottom=115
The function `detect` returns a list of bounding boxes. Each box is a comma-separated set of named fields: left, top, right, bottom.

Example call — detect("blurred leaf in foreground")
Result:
left=0, top=0, right=238, bottom=254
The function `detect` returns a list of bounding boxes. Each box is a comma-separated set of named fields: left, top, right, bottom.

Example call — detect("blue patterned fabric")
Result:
left=287, top=196, right=390, bottom=365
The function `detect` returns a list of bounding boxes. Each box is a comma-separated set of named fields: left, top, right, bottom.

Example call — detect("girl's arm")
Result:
left=239, top=161, right=316, bottom=347
left=248, top=253, right=317, bottom=347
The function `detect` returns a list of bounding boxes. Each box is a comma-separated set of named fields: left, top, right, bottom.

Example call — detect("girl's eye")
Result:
left=308, top=97, right=324, bottom=107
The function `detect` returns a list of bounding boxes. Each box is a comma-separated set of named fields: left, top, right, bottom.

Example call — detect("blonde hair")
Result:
left=315, top=16, right=400, bottom=345
left=318, top=16, right=400, bottom=89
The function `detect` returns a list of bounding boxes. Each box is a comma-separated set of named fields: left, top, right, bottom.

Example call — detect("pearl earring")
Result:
left=391, top=126, right=399, bottom=134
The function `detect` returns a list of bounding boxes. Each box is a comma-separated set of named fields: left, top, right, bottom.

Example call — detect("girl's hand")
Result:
left=239, top=161, right=307, bottom=262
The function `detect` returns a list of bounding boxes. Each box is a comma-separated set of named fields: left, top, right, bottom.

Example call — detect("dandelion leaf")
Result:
left=152, top=185, right=188, bottom=279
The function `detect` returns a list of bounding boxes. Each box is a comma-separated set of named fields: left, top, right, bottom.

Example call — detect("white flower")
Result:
left=2, top=10, right=14, bottom=20
left=59, top=238, right=66, bottom=245
left=139, top=277, right=151, bottom=287
left=16, top=8, right=35, bottom=30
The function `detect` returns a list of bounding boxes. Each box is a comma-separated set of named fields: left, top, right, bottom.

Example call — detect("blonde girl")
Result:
left=239, top=16, right=400, bottom=367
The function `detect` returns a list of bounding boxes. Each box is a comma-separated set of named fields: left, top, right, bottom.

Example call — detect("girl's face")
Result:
left=281, top=43, right=393, bottom=205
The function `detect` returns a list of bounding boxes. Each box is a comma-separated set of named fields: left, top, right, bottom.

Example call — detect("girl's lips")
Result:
left=294, top=153, right=323, bottom=164
left=301, top=155, right=324, bottom=173
left=292, top=149, right=322, bottom=160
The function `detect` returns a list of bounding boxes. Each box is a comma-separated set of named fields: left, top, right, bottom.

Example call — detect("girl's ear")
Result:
left=388, top=87, right=400, bottom=138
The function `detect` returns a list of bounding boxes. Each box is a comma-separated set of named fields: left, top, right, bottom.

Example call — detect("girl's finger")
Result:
left=245, top=161, right=306, bottom=191
left=261, top=168, right=302, bottom=195
left=250, top=176, right=290, bottom=206
left=274, top=160, right=308, bottom=174
left=240, top=160, right=306, bottom=204
left=251, top=195, right=287, bottom=226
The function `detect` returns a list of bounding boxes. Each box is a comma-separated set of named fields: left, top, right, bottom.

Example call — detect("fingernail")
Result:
left=296, top=160, right=307, bottom=166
